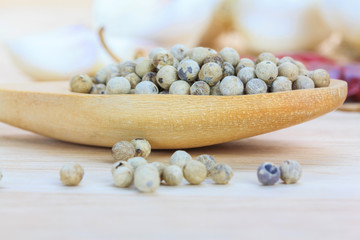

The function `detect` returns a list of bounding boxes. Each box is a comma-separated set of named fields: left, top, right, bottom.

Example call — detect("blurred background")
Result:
left=1, top=0, right=360, bottom=102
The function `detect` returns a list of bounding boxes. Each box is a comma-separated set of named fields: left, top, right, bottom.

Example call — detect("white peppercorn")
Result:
left=163, top=165, right=183, bottom=186
left=150, top=162, right=166, bottom=179
left=293, top=76, right=315, bottom=90
left=70, top=74, right=93, bottom=93
left=169, top=80, right=190, bottom=95
left=271, top=77, right=292, bottom=92
left=183, top=160, right=207, bottom=185
left=142, top=72, right=158, bottom=86
left=134, top=164, right=160, bottom=193
left=105, top=63, right=122, bottom=77
left=59, top=163, right=84, bottom=186
left=135, top=81, right=159, bottom=94
left=278, top=62, right=299, bottom=82
left=203, top=55, right=224, bottom=66
left=173, top=58, right=179, bottom=69
left=310, top=69, right=330, bottom=87
left=277, top=56, right=295, bottom=66
left=236, top=58, right=255, bottom=74
left=111, top=161, right=134, bottom=175
left=199, top=62, right=223, bottom=86
left=255, top=61, right=278, bottom=85
left=170, top=150, right=192, bottom=169
left=152, top=52, right=174, bottom=70
left=170, top=44, right=188, bottom=61
left=209, top=163, right=233, bottom=184
left=90, top=83, right=106, bottom=94
left=190, top=81, right=210, bottom=95
left=112, top=141, right=136, bottom=162
left=219, top=47, right=240, bottom=67
left=106, top=77, right=131, bottom=94
left=128, top=157, right=148, bottom=170
left=220, top=76, right=244, bottom=96
left=222, top=62, right=235, bottom=77
left=280, top=160, right=302, bottom=184
left=131, top=138, right=151, bottom=158
left=257, top=162, right=280, bottom=186
left=119, top=61, right=136, bottom=77
left=188, top=47, right=217, bottom=66
left=237, top=67, right=256, bottom=85
left=125, top=73, right=141, bottom=89
left=94, top=68, right=111, bottom=84
left=135, top=58, right=156, bottom=78
left=156, top=65, right=177, bottom=90
left=299, top=69, right=311, bottom=77
left=112, top=164, right=134, bottom=188
left=177, top=59, right=200, bottom=83
left=196, top=154, right=216, bottom=176
left=210, top=82, right=222, bottom=96
left=295, top=60, right=307, bottom=70
left=149, top=47, right=167, bottom=59
left=245, top=78, right=268, bottom=94
left=255, top=52, right=277, bottom=64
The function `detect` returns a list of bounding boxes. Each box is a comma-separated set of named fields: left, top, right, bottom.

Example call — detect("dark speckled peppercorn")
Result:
left=257, top=162, right=280, bottom=185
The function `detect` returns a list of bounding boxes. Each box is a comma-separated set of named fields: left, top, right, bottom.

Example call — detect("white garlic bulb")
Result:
left=235, top=0, right=331, bottom=52
left=6, top=25, right=101, bottom=81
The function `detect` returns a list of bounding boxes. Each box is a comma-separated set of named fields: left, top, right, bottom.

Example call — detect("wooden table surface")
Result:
left=0, top=1, right=360, bottom=240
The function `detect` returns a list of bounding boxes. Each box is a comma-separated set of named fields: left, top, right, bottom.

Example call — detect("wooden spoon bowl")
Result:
left=0, top=80, right=347, bottom=149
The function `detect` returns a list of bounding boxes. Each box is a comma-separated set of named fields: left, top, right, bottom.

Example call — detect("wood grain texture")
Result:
left=0, top=80, right=347, bottom=149
left=0, top=111, right=359, bottom=240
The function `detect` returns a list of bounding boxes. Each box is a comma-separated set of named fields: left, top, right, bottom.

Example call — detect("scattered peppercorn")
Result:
left=60, top=163, right=84, bottom=186
left=257, top=162, right=280, bottom=186
left=112, top=164, right=134, bottom=188
left=128, top=157, right=148, bottom=170
left=112, top=141, right=136, bottom=162
left=134, top=164, right=160, bottom=193
left=183, top=160, right=207, bottom=185
left=209, top=163, right=233, bottom=184
left=196, top=154, right=216, bottom=176
left=280, top=160, right=302, bottom=184
left=170, top=150, right=192, bottom=169
left=163, top=165, right=183, bottom=186
left=131, top=138, right=151, bottom=158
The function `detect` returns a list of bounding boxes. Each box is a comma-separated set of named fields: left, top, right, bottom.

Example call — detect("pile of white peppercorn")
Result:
left=58, top=138, right=234, bottom=193
left=70, top=46, right=330, bottom=96
left=257, top=160, right=302, bottom=186
left=110, top=139, right=233, bottom=193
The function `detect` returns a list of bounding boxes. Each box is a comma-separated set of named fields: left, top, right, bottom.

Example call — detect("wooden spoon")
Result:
left=0, top=80, right=347, bottom=149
